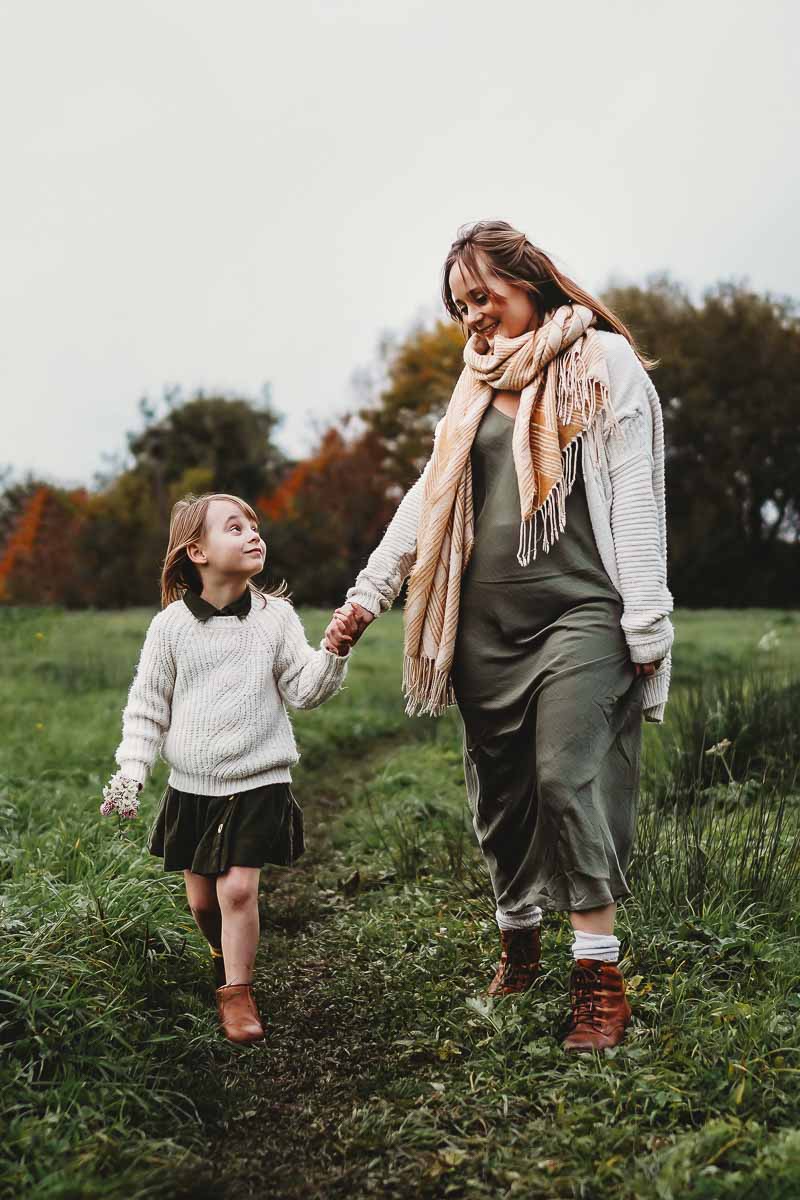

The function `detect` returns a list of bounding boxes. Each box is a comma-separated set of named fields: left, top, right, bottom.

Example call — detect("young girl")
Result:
left=327, top=221, right=674, bottom=1052
left=101, top=492, right=352, bottom=1044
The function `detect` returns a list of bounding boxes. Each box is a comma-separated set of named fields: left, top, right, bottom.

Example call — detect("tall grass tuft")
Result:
left=630, top=775, right=800, bottom=921
left=656, top=669, right=800, bottom=803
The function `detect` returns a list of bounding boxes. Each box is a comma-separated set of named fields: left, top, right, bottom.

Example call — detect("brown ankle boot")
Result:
left=562, top=958, right=632, bottom=1052
left=215, top=983, right=265, bottom=1043
left=487, top=925, right=542, bottom=997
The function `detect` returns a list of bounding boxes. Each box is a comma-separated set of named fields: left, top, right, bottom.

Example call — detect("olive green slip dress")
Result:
left=450, top=403, right=645, bottom=916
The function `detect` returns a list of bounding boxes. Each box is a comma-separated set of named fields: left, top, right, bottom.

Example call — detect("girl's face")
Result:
left=449, top=252, right=539, bottom=349
left=188, top=500, right=266, bottom=578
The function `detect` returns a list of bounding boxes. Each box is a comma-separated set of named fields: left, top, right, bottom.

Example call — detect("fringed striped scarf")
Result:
left=402, top=303, right=622, bottom=717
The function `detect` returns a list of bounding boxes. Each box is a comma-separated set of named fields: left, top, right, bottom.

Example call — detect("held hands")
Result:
left=323, top=602, right=375, bottom=656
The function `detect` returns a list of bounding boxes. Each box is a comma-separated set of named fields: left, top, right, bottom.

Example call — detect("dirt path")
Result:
left=176, top=737, right=410, bottom=1200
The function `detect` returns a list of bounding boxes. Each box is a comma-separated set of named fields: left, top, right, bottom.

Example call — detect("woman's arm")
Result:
left=113, top=613, right=176, bottom=789
left=604, top=345, right=675, bottom=666
left=344, top=418, right=444, bottom=618
left=274, top=601, right=349, bottom=710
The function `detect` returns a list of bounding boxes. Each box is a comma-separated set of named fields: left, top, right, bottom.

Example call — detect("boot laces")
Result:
left=570, top=965, right=603, bottom=1031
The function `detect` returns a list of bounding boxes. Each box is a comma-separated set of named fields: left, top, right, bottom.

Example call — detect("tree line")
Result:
left=1, top=277, right=798, bottom=609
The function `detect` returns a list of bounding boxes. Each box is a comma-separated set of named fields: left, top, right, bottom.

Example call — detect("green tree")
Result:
left=77, top=389, right=290, bottom=607
left=128, top=388, right=287, bottom=527
left=604, top=277, right=800, bottom=604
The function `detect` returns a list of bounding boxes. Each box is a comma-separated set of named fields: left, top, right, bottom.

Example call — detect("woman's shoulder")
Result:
left=596, top=331, right=646, bottom=385
left=596, top=331, right=655, bottom=429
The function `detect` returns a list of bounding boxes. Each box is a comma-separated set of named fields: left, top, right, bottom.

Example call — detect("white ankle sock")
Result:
left=571, top=930, right=620, bottom=963
left=495, top=905, right=543, bottom=932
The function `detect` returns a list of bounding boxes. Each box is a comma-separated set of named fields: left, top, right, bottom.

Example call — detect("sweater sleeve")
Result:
left=344, top=418, right=444, bottom=617
left=114, top=612, right=176, bottom=788
left=274, top=603, right=349, bottom=710
left=604, top=352, right=676, bottom=668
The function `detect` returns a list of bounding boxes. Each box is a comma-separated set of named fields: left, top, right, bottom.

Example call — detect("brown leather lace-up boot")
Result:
left=562, top=958, right=632, bottom=1052
left=215, top=982, right=265, bottom=1043
left=487, top=925, right=542, bottom=997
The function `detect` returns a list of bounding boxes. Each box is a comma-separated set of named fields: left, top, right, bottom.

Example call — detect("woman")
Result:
left=326, top=221, right=674, bottom=1052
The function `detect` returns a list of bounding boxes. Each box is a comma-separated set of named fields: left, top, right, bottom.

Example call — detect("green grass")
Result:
left=2, top=604, right=800, bottom=1198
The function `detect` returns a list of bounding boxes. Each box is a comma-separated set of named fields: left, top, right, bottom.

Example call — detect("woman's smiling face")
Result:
left=449, top=252, right=539, bottom=348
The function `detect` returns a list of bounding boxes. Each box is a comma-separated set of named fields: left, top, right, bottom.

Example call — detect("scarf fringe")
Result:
left=402, top=653, right=456, bottom=718
left=517, top=429, right=583, bottom=566
left=555, top=348, right=619, bottom=435
left=516, top=359, right=619, bottom=566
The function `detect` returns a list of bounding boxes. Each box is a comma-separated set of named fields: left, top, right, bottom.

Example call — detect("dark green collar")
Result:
left=182, top=586, right=252, bottom=623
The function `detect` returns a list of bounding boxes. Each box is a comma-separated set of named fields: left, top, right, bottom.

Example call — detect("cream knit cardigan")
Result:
left=346, top=332, right=675, bottom=723
left=114, top=597, right=348, bottom=795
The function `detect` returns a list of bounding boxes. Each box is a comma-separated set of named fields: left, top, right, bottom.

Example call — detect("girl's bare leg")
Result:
left=184, top=869, right=223, bottom=948
left=569, top=902, right=616, bottom=935
left=216, top=866, right=261, bottom=986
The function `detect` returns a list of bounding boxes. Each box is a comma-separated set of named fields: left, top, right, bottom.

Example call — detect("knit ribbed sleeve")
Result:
left=115, top=611, right=176, bottom=787
left=273, top=602, right=349, bottom=709
left=606, top=410, right=675, bottom=662
left=602, top=342, right=675, bottom=723
left=345, top=419, right=443, bottom=616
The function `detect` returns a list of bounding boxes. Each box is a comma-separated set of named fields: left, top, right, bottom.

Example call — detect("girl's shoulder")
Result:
left=249, top=592, right=297, bottom=628
left=143, top=600, right=193, bottom=648
left=155, top=599, right=194, bottom=628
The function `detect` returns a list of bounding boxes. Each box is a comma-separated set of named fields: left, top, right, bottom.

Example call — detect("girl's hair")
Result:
left=160, top=492, right=288, bottom=610
left=441, top=220, right=656, bottom=369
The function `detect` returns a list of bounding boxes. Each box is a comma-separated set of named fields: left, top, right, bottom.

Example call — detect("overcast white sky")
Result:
left=2, top=0, right=798, bottom=489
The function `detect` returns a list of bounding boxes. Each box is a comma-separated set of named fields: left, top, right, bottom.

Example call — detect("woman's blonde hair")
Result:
left=160, top=492, right=288, bottom=609
left=442, top=220, right=656, bottom=370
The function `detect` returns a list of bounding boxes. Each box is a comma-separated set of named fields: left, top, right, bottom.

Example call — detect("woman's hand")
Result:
left=633, top=659, right=664, bottom=678
left=324, top=603, right=374, bottom=654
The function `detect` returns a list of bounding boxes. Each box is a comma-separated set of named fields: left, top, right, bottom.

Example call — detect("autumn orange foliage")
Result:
left=256, top=461, right=313, bottom=522
left=256, top=430, right=349, bottom=523
left=0, top=486, right=50, bottom=600
left=0, top=485, right=90, bottom=603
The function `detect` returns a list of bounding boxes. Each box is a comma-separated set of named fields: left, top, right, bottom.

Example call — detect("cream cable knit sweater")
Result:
left=114, top=596, right=348, bottom=795
left=346, top=332, right=675, bottom=723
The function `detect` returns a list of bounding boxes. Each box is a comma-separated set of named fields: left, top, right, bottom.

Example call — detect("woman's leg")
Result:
left=570, top=902, right=616, bottom=935
left=184, top=869, right=223, bottom=948
left=216, top=866, right=261, bottom=987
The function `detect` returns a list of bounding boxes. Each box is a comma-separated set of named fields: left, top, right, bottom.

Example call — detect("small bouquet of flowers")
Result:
left=100, top=770, right=141, bottom=819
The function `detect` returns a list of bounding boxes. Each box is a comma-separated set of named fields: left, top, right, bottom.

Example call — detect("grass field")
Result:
left=2, top=604, right=800, bottom=1199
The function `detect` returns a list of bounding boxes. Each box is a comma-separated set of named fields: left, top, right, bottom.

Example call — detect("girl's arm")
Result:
left=113, top=612, right=176, bottom=789
left=274, top=602, right=349, bottom=710
left=344, top=418, right=445, bottom=618
left=604, top=348, right=675, bottom=667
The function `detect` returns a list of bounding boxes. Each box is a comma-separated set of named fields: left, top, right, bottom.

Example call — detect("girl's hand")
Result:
left=333, top=603, right=374, bottom=647
left=100, top=771, right=142, bottom=819
left=323, top=614, right=354, bottom=656
left=633, top=659, right=664, bottom=678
